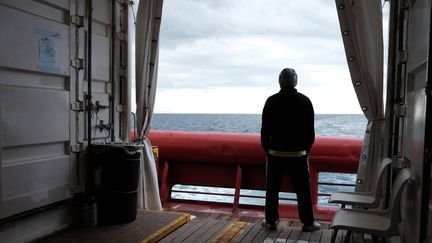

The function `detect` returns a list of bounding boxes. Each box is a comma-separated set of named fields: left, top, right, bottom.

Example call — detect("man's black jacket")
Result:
left=261, top=88, right=315, bottom=153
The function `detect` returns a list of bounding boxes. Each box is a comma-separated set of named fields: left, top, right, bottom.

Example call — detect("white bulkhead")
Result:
left=0, top=0, right=128, bottom=241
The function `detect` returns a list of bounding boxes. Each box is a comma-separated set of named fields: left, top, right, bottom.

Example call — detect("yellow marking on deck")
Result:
left=141, top=211, right=191, bottom=243
left=211, top=221, right=250, bottom=242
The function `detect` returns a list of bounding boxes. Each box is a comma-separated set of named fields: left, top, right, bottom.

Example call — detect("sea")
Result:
left=151, top=113, right=367, bottom=138
left=151, top=113, right=367, bottom=206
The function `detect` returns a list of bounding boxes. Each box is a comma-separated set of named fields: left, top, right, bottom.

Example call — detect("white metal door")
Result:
left=0, top=0, right=124, bottom=219
left=0, top=0, right=73, bottom=219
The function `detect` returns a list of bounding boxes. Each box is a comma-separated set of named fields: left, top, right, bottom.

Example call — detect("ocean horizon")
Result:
left=151, top=113, right=367, bottom=138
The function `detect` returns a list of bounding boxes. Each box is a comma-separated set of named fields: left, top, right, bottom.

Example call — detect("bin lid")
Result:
left=93, top=143, right=145, bottom=155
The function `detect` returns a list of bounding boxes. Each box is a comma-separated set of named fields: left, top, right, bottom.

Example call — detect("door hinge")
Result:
left=70, top=15, right=85, bottom=27
left=71, top=143, right=84, bottom=153
left=118, top=68, right=127, bottom=77
left=395, top=105, right=406, bottom=117
left=71, top=101, right=84, bottom=111
left=71, top=58, right=84, bottom=69
left=116, top=32, right=127, bottom=41
left=116, top=105, right=124, bottom=112
left=399, top=50, right=408, bottom=64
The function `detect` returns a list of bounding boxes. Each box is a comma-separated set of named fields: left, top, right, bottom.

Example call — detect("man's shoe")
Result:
left=261, top=219, right=280, bottom=230
left=302, top=222, right=321, bottom=232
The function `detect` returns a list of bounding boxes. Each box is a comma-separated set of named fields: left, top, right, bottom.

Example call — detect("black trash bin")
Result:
left=93, top=144, right=142, bottom=225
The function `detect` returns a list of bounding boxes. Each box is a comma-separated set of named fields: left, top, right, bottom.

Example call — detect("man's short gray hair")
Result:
left=279, top=68, right=298, bottom=88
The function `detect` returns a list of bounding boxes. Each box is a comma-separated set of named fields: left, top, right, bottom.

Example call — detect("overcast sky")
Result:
left=154, top=0, right=388, bottom=114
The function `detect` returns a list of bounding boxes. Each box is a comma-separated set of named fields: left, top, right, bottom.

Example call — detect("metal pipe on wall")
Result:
left=85, top=0, right=94, bottom=196
left=110, top=0, right=116, bottom=142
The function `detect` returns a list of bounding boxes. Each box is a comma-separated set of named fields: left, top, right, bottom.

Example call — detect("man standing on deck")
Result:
left=260, top=68, right=321, bottom=232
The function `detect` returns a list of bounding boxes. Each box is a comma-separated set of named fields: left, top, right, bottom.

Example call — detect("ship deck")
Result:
left=39, top=209, right=400, bottom=243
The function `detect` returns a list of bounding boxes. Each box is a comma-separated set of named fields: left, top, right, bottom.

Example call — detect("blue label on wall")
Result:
left=35, top=28, right=61, bottom=73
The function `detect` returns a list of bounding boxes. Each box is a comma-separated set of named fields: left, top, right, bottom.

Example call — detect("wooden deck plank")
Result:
left=231, top=219, right=258, bottom=243
left=352, top=232, right=365, bottom=243
left=237, top=221, right=265, bottom=243
left=182, top=218, right=221, bottom=242
left=364, top=234, right=374, bottom=243
left=158, top=211, right=397, bottom=243
left=216, top=213, right=235, bottom=221
left=309, top=229, right=323, bottom=243
left=291, top=221, right=303, bottom=227
left=287, top=228, right=302, bottom=242
left=158, top=219, right=196, bottom=242
left=39, top=210, right=188, bottom=243
left=141, top=212, right=190, bottom=242
left=262, top=223, right=283, bottom=243
left=336, top=229, right=347, bottom=243
left=275, top=220, right=294, bottom=242
left=211, top=221, right=250, bottom=242
left=239, top=215, right=262, bottom=223
left=174, top=217, right=214, bottom=242
left=39, top=207, right=399, bottom=243
left=298, top=230, right=313, bottom=242
left=194, top=218, right=232, bottom=242
left=251, top=226, right=271, bottom=243
left=159, top=214, right=209, bottom=242
left=321, top=222, right=331, bottom=229
left=321, top=229, right=334, bottom=243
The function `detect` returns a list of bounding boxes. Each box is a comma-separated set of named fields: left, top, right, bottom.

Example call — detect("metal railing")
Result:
left=169, top=172, right=356, bottom=207
left=149, top=130, right=361, bottom=221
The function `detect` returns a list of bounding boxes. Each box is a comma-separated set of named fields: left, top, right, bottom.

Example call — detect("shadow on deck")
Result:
left=38, top=210, right=397, bottom=243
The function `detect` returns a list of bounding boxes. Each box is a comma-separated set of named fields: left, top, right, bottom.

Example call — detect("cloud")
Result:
left=155, top=87, right=277, bottom=114
left=154, top=0, right=388, bottom=114
left=158, top=0, right=348, bottom=87
left=160, top=0, right=340, bottom=46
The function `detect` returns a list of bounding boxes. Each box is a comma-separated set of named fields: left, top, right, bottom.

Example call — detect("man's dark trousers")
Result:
left=264, top=155, right=315, bottom=225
